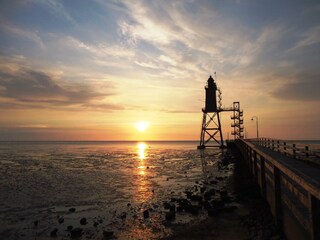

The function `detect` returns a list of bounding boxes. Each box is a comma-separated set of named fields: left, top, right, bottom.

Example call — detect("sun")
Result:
left=136, top=121, right=149, bottom=132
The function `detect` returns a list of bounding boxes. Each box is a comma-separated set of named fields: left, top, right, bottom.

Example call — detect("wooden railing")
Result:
left=236, top=139, right=320, bottom=240
left=249, top=138, right=320, bottom=165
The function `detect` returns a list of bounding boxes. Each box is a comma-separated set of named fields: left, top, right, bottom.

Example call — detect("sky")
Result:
left=0, top=0, right=319, bottom=141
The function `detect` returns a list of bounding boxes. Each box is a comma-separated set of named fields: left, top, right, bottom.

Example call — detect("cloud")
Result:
left=0, top=22, right=45, bottom=49
left=64, top=36, right=135, bottom=58
left=32, top=0, right=75, bottom=24
left=271, top=72, right=320, bottom=101
left=288, top=26, right=320, bottom=52
left=0, top=67, right=123, bottom=111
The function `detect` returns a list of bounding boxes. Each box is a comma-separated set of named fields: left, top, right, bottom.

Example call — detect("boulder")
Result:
left=70, top=228, right=82, bottom=238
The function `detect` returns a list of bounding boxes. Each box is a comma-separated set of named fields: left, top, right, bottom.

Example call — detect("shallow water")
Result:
left=0, top=141, right=235, bottom=239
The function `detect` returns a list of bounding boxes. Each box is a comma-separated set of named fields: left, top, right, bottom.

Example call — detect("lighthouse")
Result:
left=198, top=75, right=224, bottom=149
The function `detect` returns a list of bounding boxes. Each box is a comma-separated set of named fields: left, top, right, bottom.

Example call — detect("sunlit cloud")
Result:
left=0, top=0, right=319, bottom=140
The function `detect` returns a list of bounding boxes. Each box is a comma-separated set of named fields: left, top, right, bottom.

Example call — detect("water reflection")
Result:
left=137, top=142, right=147, bottom=160
left=135, top=142, right=152, bottom=202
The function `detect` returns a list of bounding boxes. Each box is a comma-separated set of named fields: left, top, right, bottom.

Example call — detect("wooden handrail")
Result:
left=249, top=138, right=320, bottom=165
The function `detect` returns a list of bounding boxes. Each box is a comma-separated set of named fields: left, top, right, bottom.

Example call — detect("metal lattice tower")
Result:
left=198, top=76, right=224, bottom=148
left=198, top=76, right=244, bottom=149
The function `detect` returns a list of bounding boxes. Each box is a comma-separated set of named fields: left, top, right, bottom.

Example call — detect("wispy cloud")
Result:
left=31, top=0, right=75, bottom=24
left=0, top=66, right=123, bottom=111
left=0, top=21, right=45, bottom=49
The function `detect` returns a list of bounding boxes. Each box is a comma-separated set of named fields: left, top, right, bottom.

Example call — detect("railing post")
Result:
left=284, top=142, right=286, bottom=156
left=253, top=151, right=258, bottom=180
left=309, top=193, right=320, bottom=240
left=274, top=167, right=283, bottom=232
left=261, top=156, right=266, bottom=198
left=305, top=146, right=309, bottom=158
left=293, top=144, right=296, bottom=159
left=277, top=140, right=280, bottom=152
left=272, top=140, right=275, bottom=151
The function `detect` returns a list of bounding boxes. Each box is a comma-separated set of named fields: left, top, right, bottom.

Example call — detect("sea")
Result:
left=0, top=141, right=235, bottom=240
left=0, top=140, right=318, bottom=240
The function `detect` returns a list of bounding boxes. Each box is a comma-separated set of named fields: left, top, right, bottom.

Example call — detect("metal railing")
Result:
left=249, top=138, right=320, bottom=165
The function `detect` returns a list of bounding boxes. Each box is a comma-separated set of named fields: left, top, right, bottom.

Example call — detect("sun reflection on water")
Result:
left=137, top=142, right=147, bottom=160
left=135, top=142, right=153, bottom=203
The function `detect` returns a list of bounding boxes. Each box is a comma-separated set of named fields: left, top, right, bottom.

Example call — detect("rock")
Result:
left=163, top=202, right=171, bottom=209
left=70, top=228, right=82, bottom=238
left=99, top=219, right=103, bottom=223
left=67, top=225, right=73, bottom=231
left=103, top=230, right=114, bottom=239
left=184, top=204, right=199, bottom=215
left=143, top=210, right=149, bottom=219
left=165, top=211, right=175, bottom=221
left=189, top=194, right=202, bottom=202
left=80, top=218, right=87, bottom=225
left=170, top=197, right=177, bottom=202
left=207, top=207, right=219, bottom=217
left=220, top=206, right=238, bottom=213
left=204, top=189, right=216, bottom=200
left=69, top=207, right=76, bottom=212
left=176, top=206, right=183, bottom=212
left=58, top=217, right=64, bottom=224
left=127, top=203, right=131, bottom=207
left=185, top=191, right=192, bottom=199
left=50, top=228, right=58, bottom=237
left=120, top=212, right=126, bottom=220
left=93, top=222, right=99, bottom=227
left=169, top=204, right=176, bottom=212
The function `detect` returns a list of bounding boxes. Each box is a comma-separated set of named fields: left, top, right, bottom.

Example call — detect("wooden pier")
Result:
left=235, top=139, right=320, bottom=240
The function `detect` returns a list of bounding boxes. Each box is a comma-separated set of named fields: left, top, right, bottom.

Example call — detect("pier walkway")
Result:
left=236, top=139, right=320, bottom=240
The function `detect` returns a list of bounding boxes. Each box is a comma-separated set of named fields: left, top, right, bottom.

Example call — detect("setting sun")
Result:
left=136, top=121, right=149, bottom=132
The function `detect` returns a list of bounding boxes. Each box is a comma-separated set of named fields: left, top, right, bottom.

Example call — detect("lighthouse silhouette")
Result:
left=198, top=75, right=224, bottom=149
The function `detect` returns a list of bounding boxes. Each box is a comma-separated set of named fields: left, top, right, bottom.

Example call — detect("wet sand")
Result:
left=0, top=142, right=281, bottom=239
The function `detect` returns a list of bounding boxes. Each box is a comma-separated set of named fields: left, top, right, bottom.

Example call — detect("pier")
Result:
left=235, top=138, right=320, bottom=240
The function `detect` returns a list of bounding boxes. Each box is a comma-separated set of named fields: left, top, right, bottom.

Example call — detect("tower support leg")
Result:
left=198, top=111, right=224, bottom=149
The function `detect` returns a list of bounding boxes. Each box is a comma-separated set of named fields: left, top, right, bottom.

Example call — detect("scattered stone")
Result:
left=80, top=218, right=87, bottom=225
left=127, top=203, right=131, bottom=207
left=70, top=228, right=83, bottom=238
left=67, top=225, right=73, bottom=231
left=200, top=186, right=206, bottom=193
left=220, top=206, right=238, bottom=213
left=189, top=194, right=202, bottom=202
left=93, top=222, right=99, bottom=227
left=69, top=207, right=76, bottom=212
left=163, top=202, right=171, bottom=209
left=210, top=180, right=218, bottom=184
left=99, top=219, right=103, bottom=223
left=165, top=211, right=176, bottom=221
left=103, top=230, right=114, bottom=239
left=204, top=189, right=216, bottom=200
left=120, top=212, right=126, bottom=220
left=143, top=210, right=149, bottom=219
left=58, top=217, right=64, bottom=224
left=207, top=207, right=219, bottom=217
left=185, top=191, right=192, bottom=199
left=169, top=204, right=176, bottom=212
left=50, top=228, right=58, bottom=237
